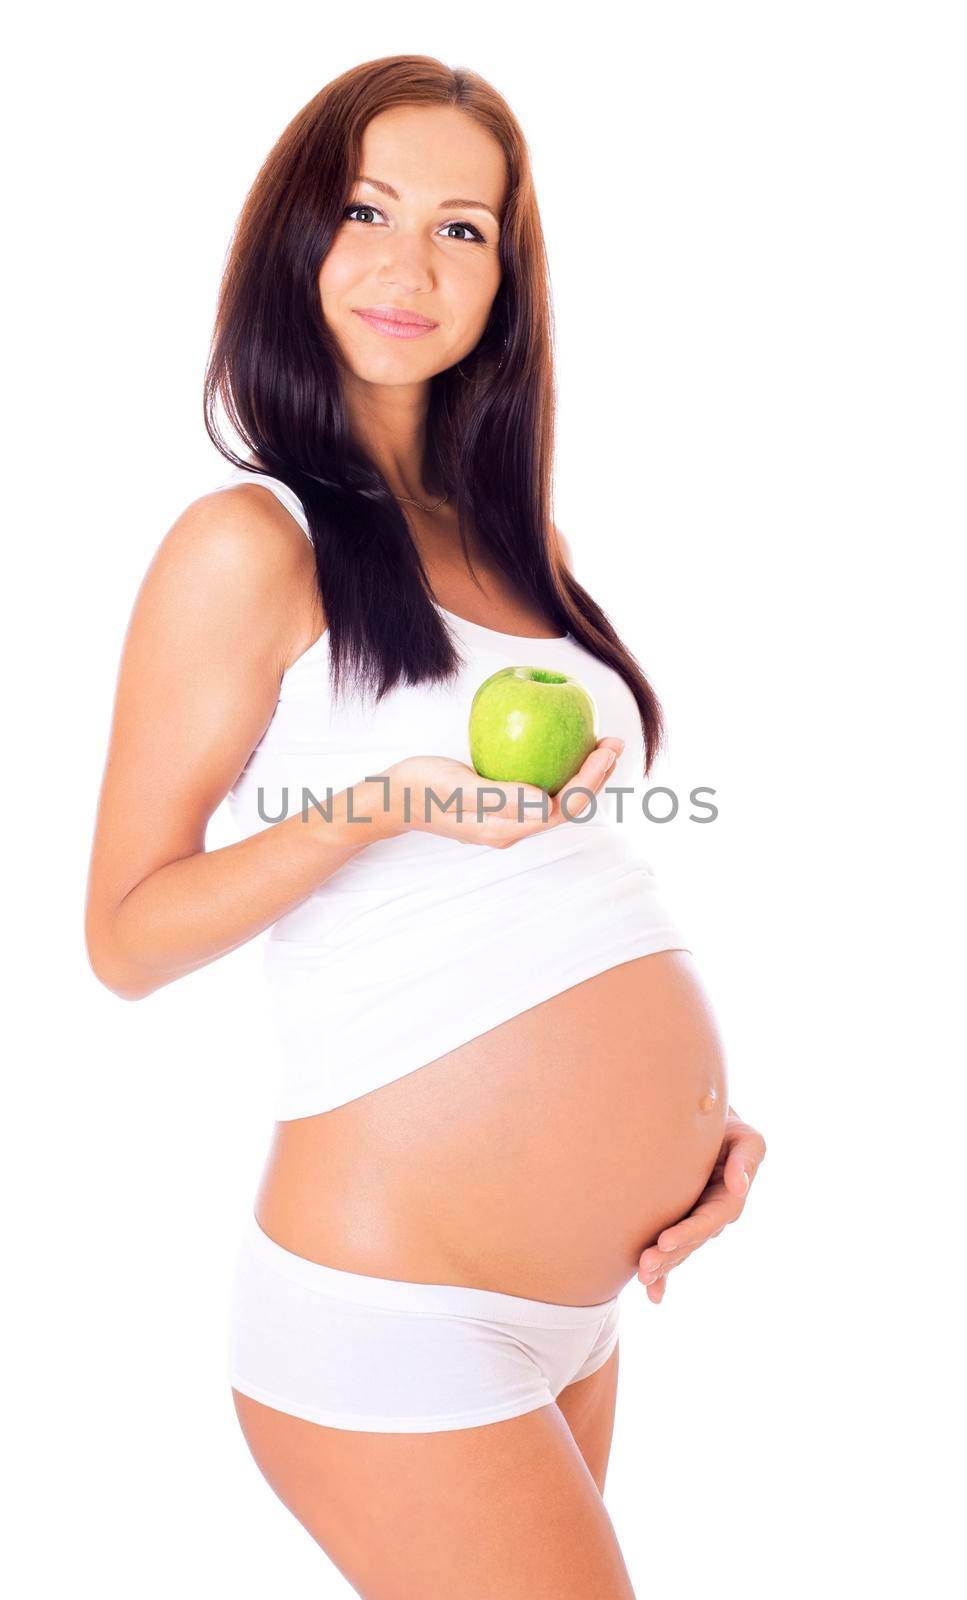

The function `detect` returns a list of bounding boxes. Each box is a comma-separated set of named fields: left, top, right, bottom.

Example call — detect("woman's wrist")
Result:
left=303, top=773, right=406, bottom=850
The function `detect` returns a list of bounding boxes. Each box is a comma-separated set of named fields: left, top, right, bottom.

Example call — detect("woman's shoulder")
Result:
left=171, top=478, right=311, bottom=572
left=156, top=479, right=325, bottom=667
left=212, top=466, right=313, bottom=543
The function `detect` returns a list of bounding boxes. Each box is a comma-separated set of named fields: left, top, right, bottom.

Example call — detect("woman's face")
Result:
left=318, top=104, right=506, bottom=387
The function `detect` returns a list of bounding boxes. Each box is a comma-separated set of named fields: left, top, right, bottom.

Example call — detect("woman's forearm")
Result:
left=90, top=776, right=399, bottom=1000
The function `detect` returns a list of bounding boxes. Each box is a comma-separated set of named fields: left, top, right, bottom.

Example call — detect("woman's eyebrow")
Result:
left=354, top=175, right=499, bottom=223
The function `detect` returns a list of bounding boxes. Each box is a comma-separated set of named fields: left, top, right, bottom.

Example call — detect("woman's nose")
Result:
left=377, top=237, right=434, bottom=291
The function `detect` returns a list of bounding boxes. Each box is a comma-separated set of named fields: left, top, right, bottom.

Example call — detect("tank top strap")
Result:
left=219, top=465, right=312, bottom=544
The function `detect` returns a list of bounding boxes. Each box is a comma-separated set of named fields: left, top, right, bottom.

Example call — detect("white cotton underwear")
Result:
left=227, top=1211, right=621, bottom=1434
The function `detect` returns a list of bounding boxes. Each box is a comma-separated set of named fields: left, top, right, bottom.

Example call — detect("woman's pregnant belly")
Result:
left=253, top=949, right=730, bottom=1306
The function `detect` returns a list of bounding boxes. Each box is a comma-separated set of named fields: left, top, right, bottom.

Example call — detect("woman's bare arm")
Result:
left=84, top=487, right=397, bottom=1002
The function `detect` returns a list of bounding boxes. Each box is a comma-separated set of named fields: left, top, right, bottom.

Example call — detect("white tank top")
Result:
left=214, top=466, right=691, bottom=1118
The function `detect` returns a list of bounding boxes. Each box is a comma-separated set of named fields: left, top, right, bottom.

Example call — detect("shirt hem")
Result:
left=271, top=931, right=692, bottom=1120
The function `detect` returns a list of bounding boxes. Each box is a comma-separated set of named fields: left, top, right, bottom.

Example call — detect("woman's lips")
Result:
left=353, top=309, right=439, bottom=340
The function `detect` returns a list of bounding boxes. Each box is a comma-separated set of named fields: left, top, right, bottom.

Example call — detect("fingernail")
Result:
left=604, top=751, right=617, bottom=773
left=741, top=1170, right=751, bottom=1192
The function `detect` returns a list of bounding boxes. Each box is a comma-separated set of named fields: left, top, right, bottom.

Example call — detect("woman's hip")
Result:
left=226, top=1210, right=620, bottom=1435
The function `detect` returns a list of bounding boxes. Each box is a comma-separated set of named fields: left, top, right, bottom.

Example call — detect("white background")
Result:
left=3, top=2, right=964, bottom=1595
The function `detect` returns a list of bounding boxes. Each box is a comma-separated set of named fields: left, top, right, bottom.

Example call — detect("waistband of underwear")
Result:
left=239, top=1210, right=619, bottom=1328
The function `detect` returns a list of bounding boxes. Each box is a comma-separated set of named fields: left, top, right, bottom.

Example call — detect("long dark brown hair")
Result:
left=204, top=54, right=665, bottom=774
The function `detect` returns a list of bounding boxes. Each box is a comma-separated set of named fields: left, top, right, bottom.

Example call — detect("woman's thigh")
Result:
left=232, top=1385, right=636, bottom=1600
left=554, top=1338, right=620, bottom=1495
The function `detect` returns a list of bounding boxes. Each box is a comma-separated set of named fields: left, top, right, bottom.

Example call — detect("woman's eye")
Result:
left=344, top=204, right=382, bottom=226
left=342, top=204, right=485, bottom=244
left=439, top=221, right=485, bottom=243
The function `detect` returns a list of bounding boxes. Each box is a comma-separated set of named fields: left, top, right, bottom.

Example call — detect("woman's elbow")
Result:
left=85, top=936, right=157, bottom=1002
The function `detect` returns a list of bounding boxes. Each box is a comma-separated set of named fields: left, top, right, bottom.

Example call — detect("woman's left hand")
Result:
left=636, top=1106, right=766, bottom=1304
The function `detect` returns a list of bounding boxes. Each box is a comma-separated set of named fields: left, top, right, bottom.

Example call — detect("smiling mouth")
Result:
left=352, top=309, right=440, bottom=339
left=355, top=304, right=438, bottom=327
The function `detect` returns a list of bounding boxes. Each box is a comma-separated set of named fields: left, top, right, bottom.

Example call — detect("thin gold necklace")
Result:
left=391, top=489, right=450, bottom=513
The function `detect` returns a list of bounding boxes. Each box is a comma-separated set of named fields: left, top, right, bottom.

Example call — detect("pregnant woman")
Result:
left=85, top=57, right=765, bottom=1599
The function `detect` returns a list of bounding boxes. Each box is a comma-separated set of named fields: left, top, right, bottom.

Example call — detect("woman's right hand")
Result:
left=377, top=738, right=625, bottom=849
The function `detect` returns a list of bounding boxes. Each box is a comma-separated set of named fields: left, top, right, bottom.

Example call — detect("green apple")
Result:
left=468, top=666, right=599, bottom=795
